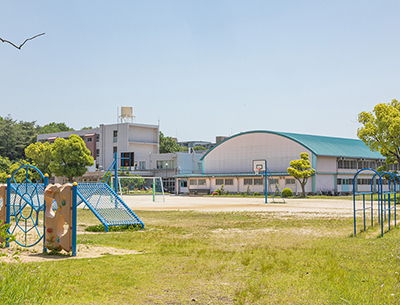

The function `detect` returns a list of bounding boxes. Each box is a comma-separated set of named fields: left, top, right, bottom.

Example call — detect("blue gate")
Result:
left=6, top=165, right=48, bottom=251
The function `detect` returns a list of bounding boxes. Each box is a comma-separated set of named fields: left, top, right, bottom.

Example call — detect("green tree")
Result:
left=37, top=122, right=74, bottom=134
left=0, top=115, right=18, bottom=161
left=0, top=116, right=37, bottom=162
left=9, top=160, right=41, bottom=183
left=14, top=120, right=37, bottom=159
left=0, top=156, right=11, bottom=174
left=159, top=131, right=182, bottom=153
left=119, top=175, right=146, bottom=190
left=0, top=156, right=11, bottom=183
left=194, top=146, right=207, bottom=151
left=287, top=152, right=315, bottom=197
left=357, top=99, right=400, bottom=165
left=49, top=134, right=94, bottom=182
left=25, top=142, right=52, bottom=176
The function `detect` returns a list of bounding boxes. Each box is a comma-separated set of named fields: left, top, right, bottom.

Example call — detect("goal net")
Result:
left=112, top=176, right=165, bottom=202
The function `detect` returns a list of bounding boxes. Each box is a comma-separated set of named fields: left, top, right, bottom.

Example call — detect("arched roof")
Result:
left=201, top=130, right=383, bottom=160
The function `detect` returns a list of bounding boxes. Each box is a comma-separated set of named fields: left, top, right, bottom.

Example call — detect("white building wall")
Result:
left=316, top=156, right=337, bottom=172
left=97, top=123, right=158, bottom=171
left=316, top=175, right=335, bottom=192
left=203, top=133, right=312, bottom=174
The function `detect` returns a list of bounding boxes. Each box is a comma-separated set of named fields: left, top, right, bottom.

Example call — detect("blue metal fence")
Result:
left=353, top=168, right=398, bottom=237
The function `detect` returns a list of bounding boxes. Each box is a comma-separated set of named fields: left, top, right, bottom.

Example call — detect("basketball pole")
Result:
left=265, top=161, right=268, bottom=204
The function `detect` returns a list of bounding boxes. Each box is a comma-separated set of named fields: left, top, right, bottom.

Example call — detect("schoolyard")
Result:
left=1, top=195, right=399, bottom=304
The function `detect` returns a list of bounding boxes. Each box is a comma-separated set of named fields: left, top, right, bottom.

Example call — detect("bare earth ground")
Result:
left=123, top=194, right=359, bottom=216
left=0, top=195, right=361, bottom=263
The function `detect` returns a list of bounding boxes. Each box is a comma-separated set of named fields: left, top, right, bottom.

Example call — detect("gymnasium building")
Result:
left=175, top=130, right=385, bottom=196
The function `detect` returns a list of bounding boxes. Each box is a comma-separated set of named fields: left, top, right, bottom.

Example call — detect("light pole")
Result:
left=165, top=162, right=168, bottom=190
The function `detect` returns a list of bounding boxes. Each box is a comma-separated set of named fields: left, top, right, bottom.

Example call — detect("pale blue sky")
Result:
left=1, top=1, right=399, bottom=142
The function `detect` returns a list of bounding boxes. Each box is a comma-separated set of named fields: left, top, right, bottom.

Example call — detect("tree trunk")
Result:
left=301, top=183, right=306, bottom=197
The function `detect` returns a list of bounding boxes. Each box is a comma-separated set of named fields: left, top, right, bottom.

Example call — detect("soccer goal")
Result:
left=112, top=176, right=165, bottom=202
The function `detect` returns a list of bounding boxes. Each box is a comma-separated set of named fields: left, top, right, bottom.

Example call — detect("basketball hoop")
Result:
left=254, top=168, right=260, bottom=175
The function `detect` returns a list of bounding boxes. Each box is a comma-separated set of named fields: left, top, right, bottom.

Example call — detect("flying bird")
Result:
left=0, top=33, right=45, bottom=50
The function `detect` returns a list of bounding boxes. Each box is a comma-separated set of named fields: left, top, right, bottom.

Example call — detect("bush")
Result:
left=246, top=185, right=251, bottom=195
left=254, top=191, right=260, bottom=196
left=220, top=184, right=225, bottom=195
left=214, top=189, right=221, bottom=195
left=212, top=191, right=218, bottom=195
left=226, top=190, right=229, bottom=195
left=281, top=188, right=293, bottom=198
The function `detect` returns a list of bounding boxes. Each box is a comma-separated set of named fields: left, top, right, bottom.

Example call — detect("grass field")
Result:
left=2, top=208, right=400, bottom=304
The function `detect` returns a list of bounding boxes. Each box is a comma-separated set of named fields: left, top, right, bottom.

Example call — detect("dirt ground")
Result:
left=0, top=195, right=361, bottom=263
left=123, top=194, right=360, bottom=216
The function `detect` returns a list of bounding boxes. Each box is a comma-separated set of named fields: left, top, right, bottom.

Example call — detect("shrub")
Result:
left=214, top=189, right=221, bottom=195
left=246, top=185, right=251, bottom=195
left=281, top=188, right=293, bottom=198
left=254, top=191, right=260, bottom=196
left=226, top=190, right=229, bottom=195
left=220, top=184, right=225, bottom=195
left=212, top=191, right=218, bottom=195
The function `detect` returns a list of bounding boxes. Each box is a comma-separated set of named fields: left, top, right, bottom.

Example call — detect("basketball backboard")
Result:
left=253, top=159, right=266, bottom=173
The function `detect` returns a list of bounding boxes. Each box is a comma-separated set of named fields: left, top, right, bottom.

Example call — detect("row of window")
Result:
left=190, top=179, right=207, bottom=186
left=156, top=160, right=176, bottom=169
left=337, top=178, right=391, bottom=185
left=42, top=134, right=101, bottom=144
left=337, top=160, right=386, bottom=170
left=86, top=135, right=100, bottom=143
left=189, top=178, right=297, bottom=186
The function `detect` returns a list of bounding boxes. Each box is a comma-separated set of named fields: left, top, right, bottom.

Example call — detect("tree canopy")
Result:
left=37, top=122, right=74, bottom=135
left=49, top=134, right=94, bottom=182
left=0, top=116, right=73, bottom=163
left=25, top=142, right=52, bottom=176
left=159, top=131, right=182, bottom=153
left=0, top=115, right=36, bottom=161
left=358, top=99, right=400, bottom=165
left=287, top=152, right=315, bottom=197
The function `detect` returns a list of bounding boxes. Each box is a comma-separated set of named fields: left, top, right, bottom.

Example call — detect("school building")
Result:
left=175, top=130, right=386, bottom=195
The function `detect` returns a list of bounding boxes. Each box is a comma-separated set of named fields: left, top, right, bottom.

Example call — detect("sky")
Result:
left=1, top=1, right=400, bottom=142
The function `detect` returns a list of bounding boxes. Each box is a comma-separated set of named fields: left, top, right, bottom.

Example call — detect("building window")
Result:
left=269, top=179, right=277, bottom=185
left=286, top=179, right=295, bottom=185
left=181, top=181, right=187, bottom=187
left=198, top=179, right=206, bottom=186
left=96, top=134, right=100, bottom=142
left=157, top=160, right=175, bottom=169
left=190, top=179, right=197, bottom=185
left=113, top=130, right=118, bottom=143
left=96, top=149, right=99, bottom=158
left=121, top=152, right=134, bottom=167
left=215, top=179, right=224, bottom=185
left=87, top=137, right=92, bottom=143
left=113, top=147, right=117, bottom=154
left=254, top=178, right=263, bottom=185
left=225, top=179, right=233, bottom=185
left=139, top=161, right=146, bottom=170
left=197, top=163, right=202, bottom=170
left=244, top=178, right=253, bottom=185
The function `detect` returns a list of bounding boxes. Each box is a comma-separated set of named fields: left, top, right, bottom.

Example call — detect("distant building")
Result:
left=133, top=151, right=204, bottom=193
left=175, top=130, right=385, bottom=196
left=37, top=122, right=159, bottom=172
left=177, top=140, right=214, bottom=150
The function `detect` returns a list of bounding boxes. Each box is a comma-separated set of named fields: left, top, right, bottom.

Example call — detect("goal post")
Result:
left=112, top=176, right=165, bottom=202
